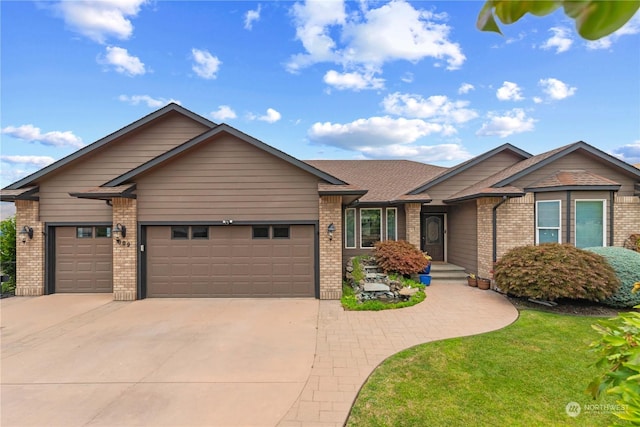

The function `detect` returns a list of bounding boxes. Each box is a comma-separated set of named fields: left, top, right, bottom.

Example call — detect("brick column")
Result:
left=496, top=194, right=534, bottom=258
left=613, top=195, right=640, bottom=246
left=319, top=195, right=342, bottom=300
left=476, top=198, right=498, bottom=280
left=14, top=200, right=45, bottom=296
left=112, top=198, right=137, bottom=301
left=404, top=203, right=421, bottom=249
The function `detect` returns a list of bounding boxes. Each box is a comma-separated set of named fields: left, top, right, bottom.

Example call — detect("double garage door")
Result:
left=146, top=225, right=316, bottom=297
left=55, top=225, right=316, bottom=297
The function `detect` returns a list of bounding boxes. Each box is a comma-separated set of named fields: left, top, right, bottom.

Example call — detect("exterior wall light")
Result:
left=327, top=223, right=336, bottom=241
left=113, top=223, right=127, bottom=239
left=19, top=226, right=34, bottom=243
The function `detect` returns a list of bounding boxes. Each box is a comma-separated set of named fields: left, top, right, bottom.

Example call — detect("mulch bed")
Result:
left=507, top=295, right=638, bottom=317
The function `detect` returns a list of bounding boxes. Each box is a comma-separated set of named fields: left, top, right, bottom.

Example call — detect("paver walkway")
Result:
left=279, top=281, right=518, bottom=426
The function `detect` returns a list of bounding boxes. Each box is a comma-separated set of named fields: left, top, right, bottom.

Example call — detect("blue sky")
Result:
left=2, top=0, right=639, bottom=193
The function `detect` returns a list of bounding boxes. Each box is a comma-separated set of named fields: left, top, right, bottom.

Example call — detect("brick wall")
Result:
left=476, top=194, right=535, bottom=280
left=112, top=197, right=137, bottom=301
left=14, top=200, right=45, bottom=296
left=613, top=195, right=640, bottom=246
left=404, top=203, right=421, bottom=249
left=319, top=195, right=342, bottom=300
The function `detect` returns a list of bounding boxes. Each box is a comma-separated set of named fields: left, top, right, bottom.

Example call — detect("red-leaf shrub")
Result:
left=374, top=240, right=429, bottom=275
left=494, top=243, right=619, bottom=302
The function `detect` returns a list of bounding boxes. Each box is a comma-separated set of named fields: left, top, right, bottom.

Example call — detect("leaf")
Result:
left=477, top=1, right=503, bottom=34
left=564, top=1, right=640, bottom=40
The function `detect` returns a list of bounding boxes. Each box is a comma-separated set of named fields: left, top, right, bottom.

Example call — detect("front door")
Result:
left=422, top=214, right=445, bottom=261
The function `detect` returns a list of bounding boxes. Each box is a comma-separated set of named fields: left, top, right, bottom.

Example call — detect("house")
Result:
left=2, top=104, right=639, bottom=300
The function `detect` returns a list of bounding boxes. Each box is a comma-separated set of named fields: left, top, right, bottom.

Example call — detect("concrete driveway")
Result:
left=1, top=295, right=319, bottom=427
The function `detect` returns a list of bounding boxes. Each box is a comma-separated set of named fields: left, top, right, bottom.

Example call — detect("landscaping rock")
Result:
left=364, top=283, right=390, bottom=292
left=399, top=287, right=419, bottom=297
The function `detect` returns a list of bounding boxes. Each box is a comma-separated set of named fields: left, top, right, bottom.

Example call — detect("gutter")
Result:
left=492, top=196, right=509, bottom=263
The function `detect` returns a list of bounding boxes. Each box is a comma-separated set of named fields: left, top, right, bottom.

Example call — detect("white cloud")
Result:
left=252, top=108, right=281, bottom=123
left=538, top=78, right=576, bottom=100
left=191, top=48, right=221, bottom=79
left=401, top=72, right=414, bottom=83
left=354, top=143, right=472, bottom=163
left=458, top=83, right=474, bottom=94
left=210, top=105, right=237, bottom=121
left=54, top=0, right=148, bottom=43
left=541, top=27, right=573, bottom=53
left=382, top=92, right=478, bottom=124
left=0, top=203, right=16, bottom=221
left=533, top=96, right=543, bottom=104
left=1, top=124, right=84, bottom=148
left=244, top=4, right=261, bottom=30
left=587, top=14, right=640, bottom=50
left=323, top=70, right=384, bottom=91
left=118, top=94, right=180, bottom=108
left=613, top=140, right=640, bottom=164
left=0, top=155, right=56, bottom=168
left=496, top=81, right=524, bottom=101
left=100, top=46, right=145, bottom=76
left=309, top=116, right=456, bottom=149
left=287, top=0, right=465, bottom=75
left=476, top=109, right=536, bottom=138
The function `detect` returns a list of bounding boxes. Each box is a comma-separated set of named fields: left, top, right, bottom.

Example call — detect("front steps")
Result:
left=429, top=263, right=468, bottom=283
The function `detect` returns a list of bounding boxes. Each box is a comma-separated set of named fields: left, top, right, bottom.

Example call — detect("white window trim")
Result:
left=575, top=199, right=607, bottom=248
left=535, top=200, right=561, bottom=244
left=360, top=208, right=382, bottom=249
left=344, top=208, right=356, bottom=249
left=386, top=207, right=398, bottom=241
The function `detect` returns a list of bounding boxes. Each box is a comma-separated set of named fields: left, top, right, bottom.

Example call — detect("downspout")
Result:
left=492, top=196, right=509, bottom=263
left=609, top=191, right=615, bottom=246
left=566, top=191, right=571, bottom=244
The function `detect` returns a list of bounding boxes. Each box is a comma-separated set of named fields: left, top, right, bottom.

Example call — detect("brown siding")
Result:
left=136, top=134, right=320, bottom=221
left=424, top=151, right=525, bottom=204
left=39, top=112, right=210, bottom=222
left=447, top=202, right=477, bottom=272
left=512, top=151, right=637, bottom=195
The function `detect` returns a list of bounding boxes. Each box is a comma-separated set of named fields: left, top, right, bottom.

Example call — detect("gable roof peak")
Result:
left=5, top=103, right=216, bottom=190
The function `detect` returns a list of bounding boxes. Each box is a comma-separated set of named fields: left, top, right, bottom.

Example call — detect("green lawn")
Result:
left=347, top=310, right=619, bottom=427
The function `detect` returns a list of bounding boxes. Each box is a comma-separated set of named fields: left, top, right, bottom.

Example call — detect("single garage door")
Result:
left=55, top=226, right=113, bottom=293
left=146, top=225, right=315, bottom=297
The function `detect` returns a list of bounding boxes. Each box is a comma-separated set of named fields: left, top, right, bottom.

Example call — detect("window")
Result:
left=95, top=226, right=111, bottom=238
left=76, top=227, right=93, bottom=238
left=345, top=208, right=356, bottom=248
left=252, top=226, right=269, bottom=239
left=171, top=226, right=189, bottom=239
left=360, top=208, right=381, bottom=248
left=536, top=201, right=561, bottom=244
left=191, top=226, right=209, bottom=239
left=386, top=208, right=397, bottom=241
left=273, top=226, right=290, bottom=239
left=575, top=200, right=606, bottom=248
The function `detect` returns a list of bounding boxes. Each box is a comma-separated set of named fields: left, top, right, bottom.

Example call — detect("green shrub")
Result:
left=588, top=304, right=640, bottom=425
left=494, top=243, right=619, bottom=302
left=374, top=240, right=429, bottom=275
left=0, top=216, right=16, bottom=293
left=585, top=246, right=640, bottom=308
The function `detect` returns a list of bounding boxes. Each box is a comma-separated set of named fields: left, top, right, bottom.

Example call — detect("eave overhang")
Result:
left=69, top=184, right=137, bottom=200
left=0, top=186, right=39, bottom=202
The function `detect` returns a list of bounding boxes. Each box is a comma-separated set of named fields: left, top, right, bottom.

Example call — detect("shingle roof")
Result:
left=69, top=184, right=137, bottom=200
left=0, top=186, right=39, bottom=202
left=305, top=160, right=446, bottom=203
left=525, top=170, right=620, bottom=191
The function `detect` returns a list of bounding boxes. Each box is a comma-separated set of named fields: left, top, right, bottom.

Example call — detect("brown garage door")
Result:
left=55, top=226, right=113, bottom=293
left=146, top=225, right=315, bottom=297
